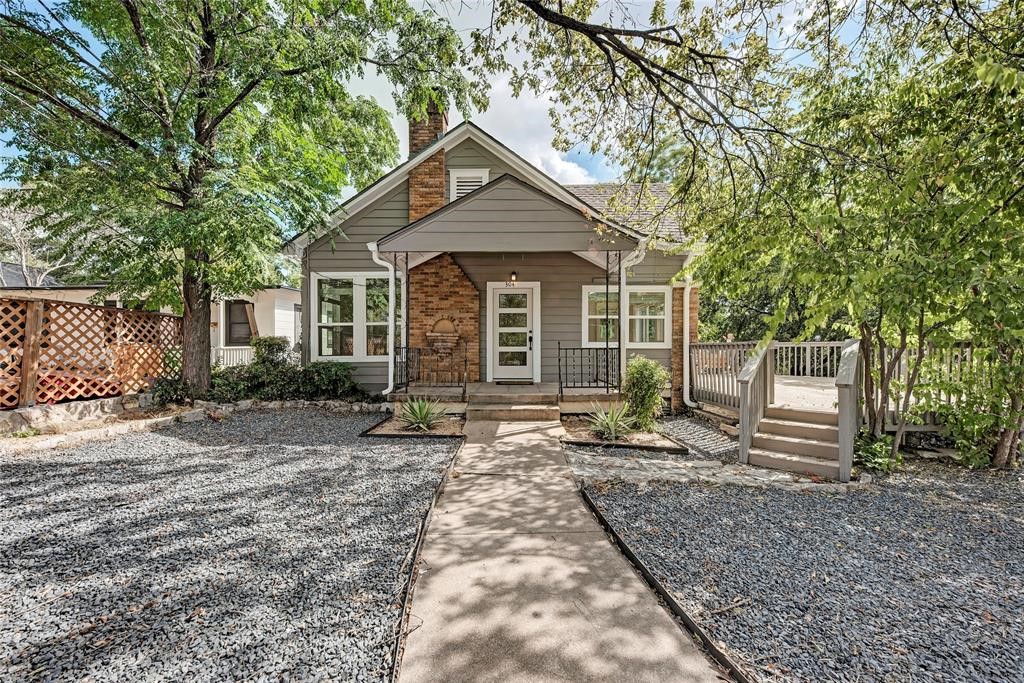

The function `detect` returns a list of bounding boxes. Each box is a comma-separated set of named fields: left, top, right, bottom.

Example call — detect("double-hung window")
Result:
left=312, top=273, right=403, bottom=361
left=582, top=285, right=671, bottom=349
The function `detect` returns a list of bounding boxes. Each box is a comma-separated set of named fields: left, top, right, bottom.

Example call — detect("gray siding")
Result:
left=379, top=179, right=635, bottom=252
left=307, top=181, right=409, bottom=273
left=627, top=250, right=687, bottom=284
left=454, top=252, right=604, bottom=382
left=445, top=140, right=518, bottom=197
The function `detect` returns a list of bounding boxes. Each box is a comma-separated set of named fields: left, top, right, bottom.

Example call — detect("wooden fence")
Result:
left=690, top=341, right=758, bottom=409
left=1, top=297, right=182, bottom=409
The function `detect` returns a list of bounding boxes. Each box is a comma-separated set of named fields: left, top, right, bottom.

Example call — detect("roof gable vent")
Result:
left=449, top=169, right=490, bottom=201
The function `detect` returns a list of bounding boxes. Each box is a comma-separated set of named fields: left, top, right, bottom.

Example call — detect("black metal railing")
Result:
left=393, top=341, right=468, bottom=400
left=557, top=343, right=619, bottom=397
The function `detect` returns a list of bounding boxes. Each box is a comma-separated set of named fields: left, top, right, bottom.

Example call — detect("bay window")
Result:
left=582, top=285, right=671, bottom=349
left=312, top=273, right=403, bottom=361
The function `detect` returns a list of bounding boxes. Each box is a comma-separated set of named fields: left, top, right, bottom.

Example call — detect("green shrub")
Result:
left=299, top=362, right=358, bottom=400
left=398, top=398, right=445, bottom=431
left=586, top=402, right=635, bottom=441
left=855, top=433, right=903, bottom=473
left=13, top=426, right=42, bottom=438
left=622, top=354, right=670, bottom=431
left=931, top=392, right=1002, bottom=469
left=251, top=336, right=291, bottom=366
left=153, top=377, right=190, bottom=406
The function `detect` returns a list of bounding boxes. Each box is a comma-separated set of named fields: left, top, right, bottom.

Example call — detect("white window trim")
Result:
left=485, top=281, right=542, bottom=383
left=220, top=297, right=256, bottom=348
left=309, top=271, right=405, bottom=362
left=581, top=284, right=672, bottom=350
left=449, top=168, right=490, bottom=202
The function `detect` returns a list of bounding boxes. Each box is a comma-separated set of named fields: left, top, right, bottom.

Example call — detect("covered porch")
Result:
left=369, top=175, right=642, bottom=398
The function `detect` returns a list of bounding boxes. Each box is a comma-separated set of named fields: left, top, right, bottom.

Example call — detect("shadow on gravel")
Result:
left=0, top=410, right=456, bottom=681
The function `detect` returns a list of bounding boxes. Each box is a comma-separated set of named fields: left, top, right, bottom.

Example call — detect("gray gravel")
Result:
left=586, top=461, right=1024, bottom=682
left=659, top=415, right=738, bottom=463
left=1, top=410, right=457, bottom=682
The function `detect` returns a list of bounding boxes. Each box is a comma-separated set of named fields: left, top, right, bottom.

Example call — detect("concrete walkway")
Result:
left=398, top=420, right=723, bottom=682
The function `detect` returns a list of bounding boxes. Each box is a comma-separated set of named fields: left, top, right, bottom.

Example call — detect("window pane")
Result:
left=366, top=324, right=388, bottom=356
left=629, top=291, right=665, bottom=317
left=366, top=278, right=389, bottom=323
left=498, top=313, right=528, bottom=328
left=498, top=293, right=527, bottom=309
left=498, top=351, right=527, bottom=366
left=588, top=318, right=619, bottom=343
left=587, top=291, right=619, bottom=316
left=319, top=325, right=353, bottom=356
left=227, top=301, right=252, bottom=345
left=318, top=279, right=353, bottom=324
left=498, top=332, right=527, bottom=347
left=630, top=318, right=665, bottom=344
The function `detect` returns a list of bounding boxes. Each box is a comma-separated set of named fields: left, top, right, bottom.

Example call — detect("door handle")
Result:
left=528, top=331, right=533, bottom=351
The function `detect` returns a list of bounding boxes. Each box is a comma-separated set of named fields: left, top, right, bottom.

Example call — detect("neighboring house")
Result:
left=299, top=105, right=700, bottom=409
left=0, top=264, right=301, bottom=367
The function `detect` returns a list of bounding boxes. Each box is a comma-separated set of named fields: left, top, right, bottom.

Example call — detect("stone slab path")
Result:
left=398, top=420, right=724, bottom=683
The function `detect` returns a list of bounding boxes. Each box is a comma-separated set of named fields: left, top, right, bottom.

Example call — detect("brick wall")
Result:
left=408, top=254, right=481, bottom=381
left=670, top=286, right=700, bottom=412
left=408, top=101, right=448, bottom=223
left=408, top=150, right=446, bottom=222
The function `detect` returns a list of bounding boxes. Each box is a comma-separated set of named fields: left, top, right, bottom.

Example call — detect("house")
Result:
left=300, top=103, right=700, bottom=409
left=0, top=264, right=301, bottom=367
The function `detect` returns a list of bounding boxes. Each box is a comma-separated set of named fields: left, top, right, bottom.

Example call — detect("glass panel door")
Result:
left=494, top=288, right=533, bottom=379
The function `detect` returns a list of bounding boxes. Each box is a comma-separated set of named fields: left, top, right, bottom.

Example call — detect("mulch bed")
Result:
left=561, top=416, right=683, bottom=451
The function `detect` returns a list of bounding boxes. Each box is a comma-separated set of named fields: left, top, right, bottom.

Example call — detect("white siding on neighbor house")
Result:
left=211, top=289, right=301, bottom=349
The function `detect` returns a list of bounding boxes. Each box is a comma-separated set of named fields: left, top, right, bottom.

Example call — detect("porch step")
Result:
left=758, top=418, right=839, bottom=443
left=752, top=432, right=839, bottom=460
left=764, top=406, right=838, bottom=426
left=465, top=403, right=561, bottom=421
left=468, top=392, right=558, bottom=405
left=748, top=448, right=840, bottom=480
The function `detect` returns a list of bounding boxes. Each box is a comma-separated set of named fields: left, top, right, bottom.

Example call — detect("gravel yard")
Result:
left=1, top=410, right=458, bottom=681
left=585, top=461, right=1024, bottom=682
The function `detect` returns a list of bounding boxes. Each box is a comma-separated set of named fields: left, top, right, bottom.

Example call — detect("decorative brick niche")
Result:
left=408, top=254, right=481, bottom=381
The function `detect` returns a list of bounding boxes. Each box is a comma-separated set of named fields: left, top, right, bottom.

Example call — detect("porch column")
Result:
left=618, top=251, right=627, bottom=382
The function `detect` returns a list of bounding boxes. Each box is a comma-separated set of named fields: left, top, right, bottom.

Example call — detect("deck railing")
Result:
left=737, top=344, right=772, bottom=463
left=772, top=341, right=846, bottom=378
left=394, top=342, right=468, bottom=401
left=835, top=339, right=861, bottom=483
left=557, top=344, right=619, bottom=398
left=689, top=341, right=758, bottom=409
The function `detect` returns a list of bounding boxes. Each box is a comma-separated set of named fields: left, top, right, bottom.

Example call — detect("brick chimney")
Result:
left=408, top=99, right=448, bottom=222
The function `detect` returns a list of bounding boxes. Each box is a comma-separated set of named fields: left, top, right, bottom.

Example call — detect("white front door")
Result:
left=492, top=287, right=534, bottom=380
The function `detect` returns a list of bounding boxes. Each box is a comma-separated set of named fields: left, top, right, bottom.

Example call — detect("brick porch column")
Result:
left=408, top=254, right=481, bottom=382
left=671, top=286, right=699, bottom=413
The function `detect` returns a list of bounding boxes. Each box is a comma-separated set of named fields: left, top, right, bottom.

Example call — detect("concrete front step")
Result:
left=753, top=432, right=839, bottom=460
left=465, top=404, right=561, bottom=421
left=748, top=448, right=840, bottom=480
left=758, top=417, right=839, bottom=442
left=765, top=406, right=839, bottom=426
left=468, top=393, right=558, bottom=405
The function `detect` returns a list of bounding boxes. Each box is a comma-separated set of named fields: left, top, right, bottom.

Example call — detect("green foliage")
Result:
left=0, top=0, right=484, bottom=391
left=13, top=426, right=42, bottom=438
left=586, top=403, right=635, bottom=441
left=398, top=398, right=446, bottom=432
left=299, top=362, right=359, bottom=401
left=251, top=337, right=291, bottom=366
left=153, top=377, right=191, bottom=406
left=622, top=355, right=670, bottom=431
left=855, top=434, right=903, bottom=474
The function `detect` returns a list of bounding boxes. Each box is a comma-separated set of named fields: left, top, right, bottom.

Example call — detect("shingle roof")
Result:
left=565, top=182, right=687, bottom=244
left=0, top=262, right=62, bottom=287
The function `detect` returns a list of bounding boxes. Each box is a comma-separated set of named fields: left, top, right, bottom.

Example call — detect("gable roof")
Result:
left=565, top=183, right=687, bottom=245
left=376, top=175, right=637, bottom=253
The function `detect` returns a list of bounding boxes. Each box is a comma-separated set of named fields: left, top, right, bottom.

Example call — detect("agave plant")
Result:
left=585, top=403, right=635, bottom=441
left=398, top=398, right=446, bottom=432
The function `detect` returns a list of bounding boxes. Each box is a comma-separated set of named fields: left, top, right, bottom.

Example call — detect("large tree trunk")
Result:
left=181, top=250, right=212, bottom=396
left=993, top=396, right=1023, bottom=469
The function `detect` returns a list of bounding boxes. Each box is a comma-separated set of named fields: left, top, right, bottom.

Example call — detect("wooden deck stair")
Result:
left=748, top=406, right=841, bottom=480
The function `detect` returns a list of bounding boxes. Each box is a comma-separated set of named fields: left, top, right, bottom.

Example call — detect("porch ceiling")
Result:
left=376, top=175, right=638, bottom=253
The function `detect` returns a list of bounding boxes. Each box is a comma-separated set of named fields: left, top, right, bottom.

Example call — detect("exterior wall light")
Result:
left=510, top=271, right=517, bottom=282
